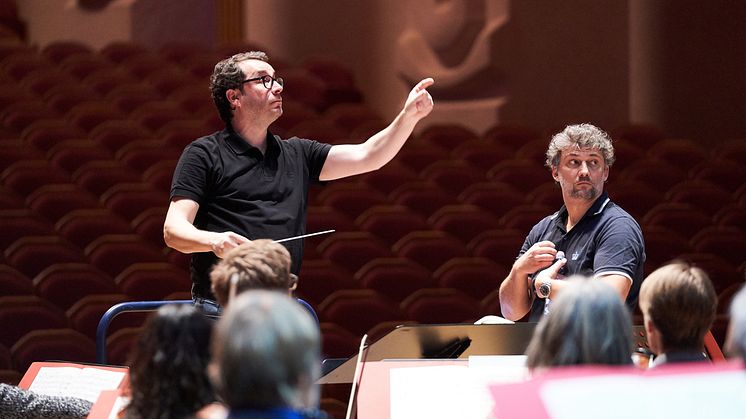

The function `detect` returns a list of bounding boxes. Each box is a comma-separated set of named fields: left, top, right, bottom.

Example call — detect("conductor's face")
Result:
left=233, top=59, right=284, bottom=125
left=552, top=147, right=609, bottom=202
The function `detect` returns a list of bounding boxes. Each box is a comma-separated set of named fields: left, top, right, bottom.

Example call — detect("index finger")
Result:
left=414, top=77, right=434, bottom=91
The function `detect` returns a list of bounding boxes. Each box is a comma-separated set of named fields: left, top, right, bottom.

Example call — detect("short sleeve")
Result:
left=170, top=143, right=212, bottom=203
left=593, top=215, right=645, bottom=280
left=299, top=139, right=332, bottom=182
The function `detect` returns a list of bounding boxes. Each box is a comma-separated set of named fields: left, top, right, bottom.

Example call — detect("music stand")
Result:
left=319, top=322, right=539, bottom=384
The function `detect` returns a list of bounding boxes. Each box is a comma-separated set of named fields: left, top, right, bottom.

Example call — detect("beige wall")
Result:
left=15, top=0, right=746, bottom=141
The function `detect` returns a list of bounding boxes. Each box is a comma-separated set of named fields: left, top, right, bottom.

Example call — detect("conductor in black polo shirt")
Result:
left=498, top=123, right=646, bottom=322
left=164, top=51, right=434, bottom=309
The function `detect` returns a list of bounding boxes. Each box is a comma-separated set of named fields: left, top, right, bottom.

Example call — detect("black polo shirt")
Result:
left=518, top=191, right=646, bottom=322
left=170, top=128, right=331, bottom=300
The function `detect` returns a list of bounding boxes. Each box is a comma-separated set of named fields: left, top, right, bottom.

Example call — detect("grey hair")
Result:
left=210, top=51, right=270, bottom=128
left=725, top=285, right=746, bottom=363
left=210, top=291, right=320, bottom=410
left=525, top=278, right=633, bottom=369
left=546, top=123, right=616, bottom=168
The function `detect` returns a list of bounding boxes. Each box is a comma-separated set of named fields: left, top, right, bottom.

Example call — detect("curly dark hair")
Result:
left=124, top=304, right=215, bottom=419
left=210, top=51, right=270, bottom=128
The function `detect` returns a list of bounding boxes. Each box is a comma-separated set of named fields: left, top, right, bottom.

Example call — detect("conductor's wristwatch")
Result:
left=536, top=278, right=552, bottom=299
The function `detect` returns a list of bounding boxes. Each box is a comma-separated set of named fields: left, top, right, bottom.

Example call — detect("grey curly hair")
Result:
left=545, top=123, right=616, bottom=168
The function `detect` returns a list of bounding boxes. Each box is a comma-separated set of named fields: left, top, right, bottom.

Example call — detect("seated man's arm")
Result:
left=163, top=198, right=249, bottom=258
left=596, top=273, right=632, bottom=300
left=319, top=78, right=434, bottom=181
left=499, top=240, right=557, bottom=321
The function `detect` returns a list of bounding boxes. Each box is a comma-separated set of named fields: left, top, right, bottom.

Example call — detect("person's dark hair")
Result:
left=546, top=123, right=616, bottom=168
left=210, top=291, right=320, bottom=410
left=639, top=260, right=717, bottom=353
left=526, top=278, right=633, bottom=369
left=210, top=239, right=295, bottom=307
left=210, top=51, right=270, bottom=128
left=124, top=304, right=215, bottom=419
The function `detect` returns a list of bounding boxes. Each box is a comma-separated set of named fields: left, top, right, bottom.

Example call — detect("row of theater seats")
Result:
left=0, top=41, right=745, bottom=385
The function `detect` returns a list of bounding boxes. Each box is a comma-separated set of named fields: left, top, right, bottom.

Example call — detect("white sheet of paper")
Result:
left=108, top=396, right=130, bottom=419
left=540, top=370, right=746, bottom=419
left=28, top=366, right=126, bottom=403
left=468, top=355, right=529, bottom=384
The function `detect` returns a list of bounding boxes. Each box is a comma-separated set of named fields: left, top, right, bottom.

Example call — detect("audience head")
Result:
left=125, top=304, right=215, bottom=419
left=210, top=50, right=271, bottom=127
left=526, top=277, right=633, bottom=370
left=210, top=239, right=296, bottom=307
left=546, top=123, right=616, bottom=169
left=725, top=284, right=746, bottom=363
left=639, top=261, right=717, bottom=356
left=209, top=291, right=321, bottom=411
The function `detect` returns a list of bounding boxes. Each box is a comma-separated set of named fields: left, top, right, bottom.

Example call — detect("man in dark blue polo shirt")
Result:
left=499, top=123, right=645, bottom=322
left=164, top=51, right=435, bottom=307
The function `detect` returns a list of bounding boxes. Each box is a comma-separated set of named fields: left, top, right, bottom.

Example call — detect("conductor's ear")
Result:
left=226, top=89, right=240, bottom=105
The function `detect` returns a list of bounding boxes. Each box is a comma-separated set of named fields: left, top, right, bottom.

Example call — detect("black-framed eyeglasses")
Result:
left=241, top=74, right=284, bottom=89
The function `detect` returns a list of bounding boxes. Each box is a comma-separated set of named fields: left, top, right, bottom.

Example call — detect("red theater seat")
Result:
left=458, top=181, right=525, bottom=217
left=428, top=205, right=500, bottom=243
left=482, top=124, right=541, bottom=151
left=85, top=234, right=166, bottom=277
left=114, top=262, right=191, bottom=300
left=355, top=205, right=429, bottom=246
left=468, top=228, right=526, bottom=269
left=4, top=236, right=85, bottom=278
left=318, top=231, right=393, bottom=273
left=0, top=209, right=55, bottom=250
left=433, top=257, right=507, bottom=300
left=390, top=181, right=459, bottom=217
left=642, top=203, right=714, bottom=239
left=0, top=265, right=33, bottom=297
left=413, top=124, right=478, bottom=149
left=11, top=329, right=96, bottom=373
left=295, top=259, right=356, bottom=307
left=393, top=231, right=468, bottom=272
left=33, top=263, right=116, bottom=310
left=420, top=160, right=485, bottom=194
left=55, top=208, right=133, bottom=248
left=400, top=288, right=481, bottom=324
left=320, top=322, right=360, bottom=359
left=451, top=139, right=513, bottom=172
left=67, top=293, right=137, bottom=339
left=354, top=257, right=435, bottom=302
left=0, top=296, right=70, bottom=347
left=487, top=159, right=549, bottom=193
left=646, top=138, right=709, bottom=168
left=318, top=289, right=403, bottom=337
left=101, top=182, right=168, bottom=221
left=26, top=183, right=102, bottom=222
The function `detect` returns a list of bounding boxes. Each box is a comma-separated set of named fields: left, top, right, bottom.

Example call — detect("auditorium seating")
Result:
left=0, top=41, right=743, bottom=384
left=400, top=288, right=482, bottom=324
left=354, top=257, right=435, bottom=302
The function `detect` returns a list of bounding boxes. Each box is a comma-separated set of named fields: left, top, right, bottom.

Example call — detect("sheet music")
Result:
left=540, top=370, right=746, bottom=419
left=390, top=365, right=494, bottom=419
left=28, top=366, right=126, bottom=403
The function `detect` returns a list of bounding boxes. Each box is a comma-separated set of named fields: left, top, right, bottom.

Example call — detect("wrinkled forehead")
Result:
left=238, top=59, right=275, bottom=78
left=560, top=146, right=604, bottom=159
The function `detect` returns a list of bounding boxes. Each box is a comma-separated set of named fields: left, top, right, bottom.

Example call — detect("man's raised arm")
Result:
left=319, top=78, right=434, bottom=181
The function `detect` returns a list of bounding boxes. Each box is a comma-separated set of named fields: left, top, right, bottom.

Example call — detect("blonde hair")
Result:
left=210, top=240, right=295, bottom=307
left=639, top=261, right=717, bottom=352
